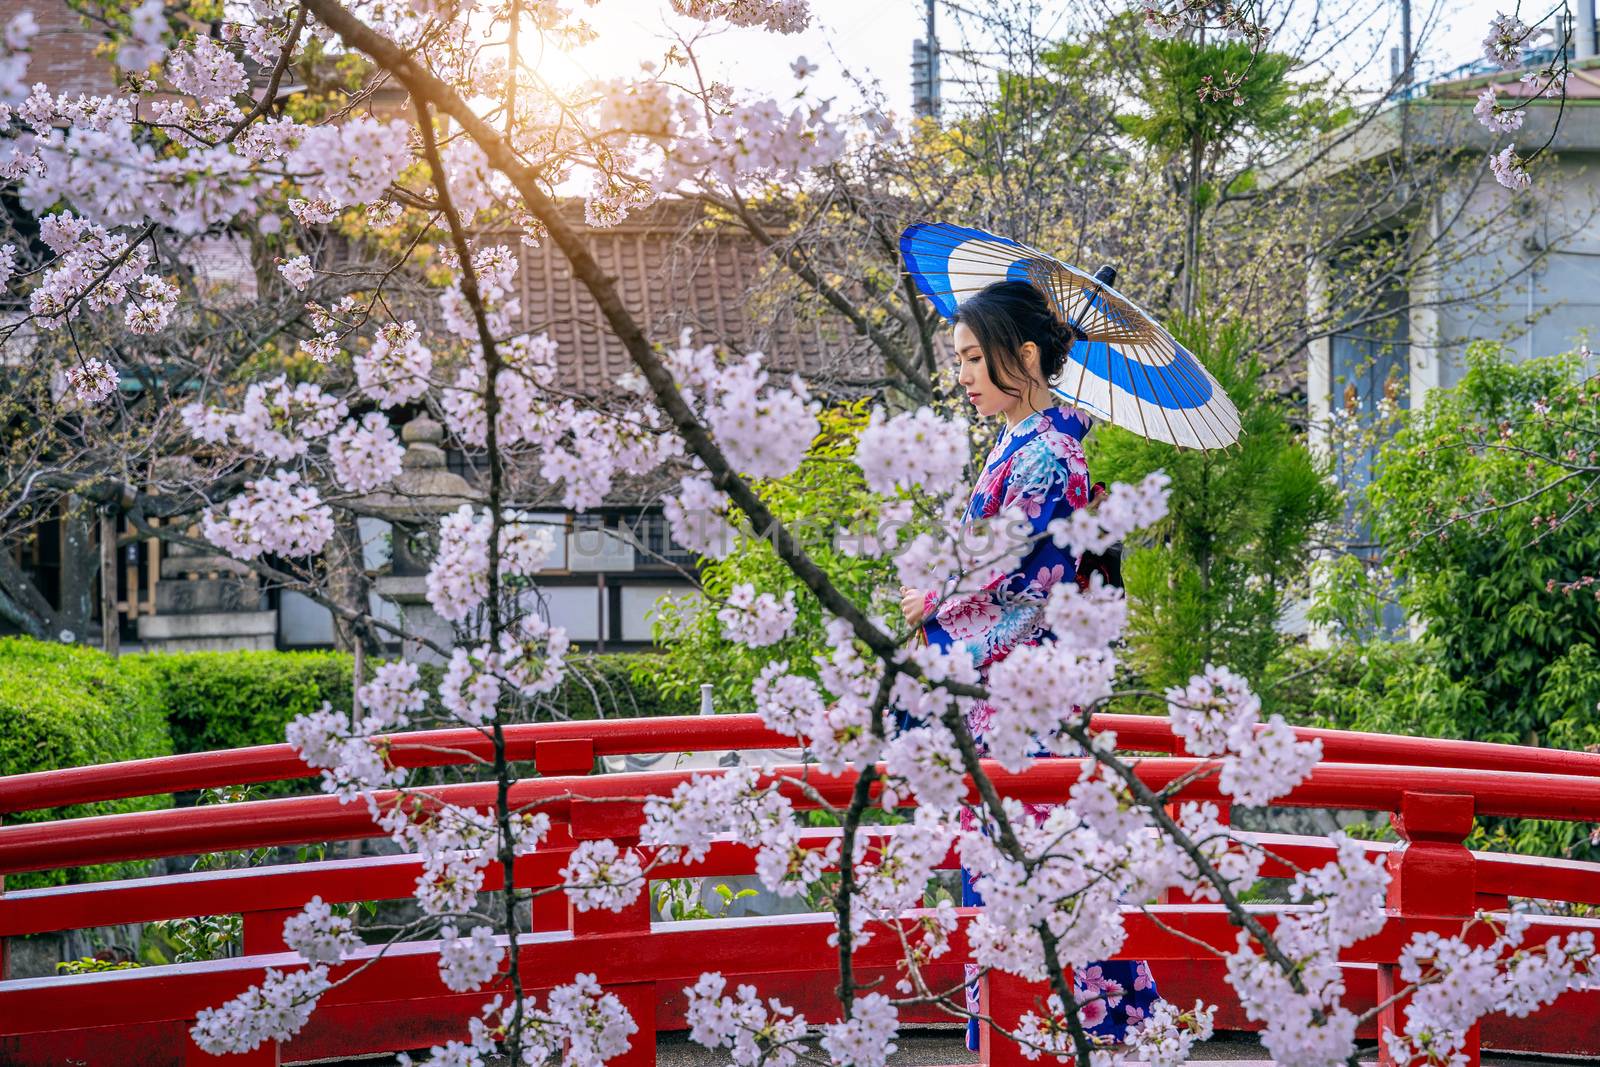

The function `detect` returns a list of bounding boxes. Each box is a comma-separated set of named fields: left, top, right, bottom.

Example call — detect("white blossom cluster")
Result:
left=703, top=353, right=820, bottom=480
left=669, top=0, right=812, bottom=34
left=329, top=412, right=405, bottom=494
left=663, top=473, right=739, bottom=560
left=25, top=211, right=174, bottom=335
left=190, top=965, right=332, bottom=1055
left=278, top=254, right=314, bottom=291
left=560, top=838, right=647, bottom=912
left=66, top=358, right=118, bottom=404
left=436, top=924, right=505, bottom=992
left=1483, top=12, right=1530, bottom=69
left=716, top=583, right=798, bottom=647
left=202, top=470, right=335, bottom=560
left=282, top=895, right=363, bottom=965
left=1165, top=665, right=1322, bottom=806
left=1474, top=86, right=1525, bottom=133
left=685, top=972, right=809, bottom=1067
left=818, top=993, right=899, bottom=1067
left=0, top=11, right=37, bottom=101
left=286, top=701, right=407, bottom=803
left=1490, top=144, right=1532, bottom=191
left=640, top=765, right=838, bottom=898
left=356, top=320, right=434, bottom=407
left=425, top=506, right=557, bottom=622
left=1125, top=998, right=1218, bottom=1067
left=855, top=406, right=970, bottom=496
left=397, top=976, right=637, bottom=1067
left=1387, top=914, right=1599, bottom=1066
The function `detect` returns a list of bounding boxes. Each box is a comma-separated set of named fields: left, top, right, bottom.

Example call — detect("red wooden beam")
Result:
left=5, top=907, right=1597, bottom=1034
left=8, top=712, right=1600, bottom=817
left=9, top=758, right=1600, bottom=877
left=10, top=826, right=1600, bottom=942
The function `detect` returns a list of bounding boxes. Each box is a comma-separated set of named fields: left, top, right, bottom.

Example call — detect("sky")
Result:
left=543, top=0, right=1535, bottom=121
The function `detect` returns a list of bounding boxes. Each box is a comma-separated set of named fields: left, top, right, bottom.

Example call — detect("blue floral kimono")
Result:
left=918, top=404, right=1161, bottom=1049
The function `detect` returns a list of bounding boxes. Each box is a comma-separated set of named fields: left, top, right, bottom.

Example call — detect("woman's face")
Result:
left=953, top=321, right=1034, bottom=420
left=953, top=322, right=1003, bottom=418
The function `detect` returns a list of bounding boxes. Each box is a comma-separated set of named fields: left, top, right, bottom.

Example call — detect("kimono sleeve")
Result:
left=921, top=440, right=1084, bottom=670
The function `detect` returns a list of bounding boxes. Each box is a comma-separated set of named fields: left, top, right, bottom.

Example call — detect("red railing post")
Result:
left=535, top=738, right=596, bottom=777
left=1378, top=791, right=1477, bottom=1067
left=980, top=967, right=1069, bottom=1067
left=568, top=797, right=654, bottom=1067
left=241, top=907, right=298, bottom=956
left=528, top=738, right=593, bottom=934
left=530, top=818, right=575, bottom=932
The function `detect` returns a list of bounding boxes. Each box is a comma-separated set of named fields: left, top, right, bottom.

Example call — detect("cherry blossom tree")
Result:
left=1, top=2, right=1595, bottom=1066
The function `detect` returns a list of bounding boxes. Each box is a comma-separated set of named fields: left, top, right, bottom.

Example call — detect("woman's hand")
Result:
left=900, top=585, right=927, bottom=628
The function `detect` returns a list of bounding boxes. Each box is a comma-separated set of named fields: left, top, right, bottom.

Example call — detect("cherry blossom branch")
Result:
left=1062, top=722, right=1319, bottom=1009
left=415, top=95, right=532, bottom=1055
left=298, top=0, right=904, bottom=674
left=833, top=670, right=894, bottom=1014
left=223, top=5, right=308, bottom=141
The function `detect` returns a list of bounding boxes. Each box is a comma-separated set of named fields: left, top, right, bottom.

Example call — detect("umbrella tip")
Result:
left=1093, top=264, right=1117, bottom=288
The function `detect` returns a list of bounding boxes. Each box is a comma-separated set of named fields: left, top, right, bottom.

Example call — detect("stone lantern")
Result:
left=362, top=414, right=482, bottom=663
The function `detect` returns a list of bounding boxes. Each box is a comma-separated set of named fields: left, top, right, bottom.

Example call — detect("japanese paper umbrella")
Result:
left=899, top=221, right=1241, bottom=450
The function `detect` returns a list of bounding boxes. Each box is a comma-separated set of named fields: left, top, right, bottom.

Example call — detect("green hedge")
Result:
left=132, top=647, right=698, bottom=754
left=129, top=649, right=356, bottom=756
left=1, top=638, right=699, bottom=885
left=6, top=640, right=698, bottom=765
left=0, top=638, right=174, bottom=890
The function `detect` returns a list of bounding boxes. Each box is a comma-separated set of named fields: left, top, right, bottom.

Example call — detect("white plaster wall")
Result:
left=1425, top=151, right=1600, bottom=397
left=536, top=584, right=606, bottom=643
left=620, top=584, right=690, bottom=643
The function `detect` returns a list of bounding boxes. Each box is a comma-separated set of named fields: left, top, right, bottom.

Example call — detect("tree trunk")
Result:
left=1182, top=132, right=1205, bottom=318
left=99, top=508, right=120, bottom=656
left=326, top=511, right=382, bottom=655
left=58, top=497, right=95, bottom=641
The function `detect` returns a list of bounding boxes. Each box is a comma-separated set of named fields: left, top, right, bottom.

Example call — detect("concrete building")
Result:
left=1296, top=35, right=1600, bottom=637
left=1306, top=53, right=1600, bottom=471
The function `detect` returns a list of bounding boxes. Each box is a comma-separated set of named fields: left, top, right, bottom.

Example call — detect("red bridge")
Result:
left=3, top=715, right=1600, bottom=1066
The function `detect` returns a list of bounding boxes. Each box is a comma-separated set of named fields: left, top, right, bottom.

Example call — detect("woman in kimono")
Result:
left=898, top=279, right=1160, bottom=1050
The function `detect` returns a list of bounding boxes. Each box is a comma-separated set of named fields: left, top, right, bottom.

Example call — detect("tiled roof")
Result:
left=506, top=200, right=847, bottom=392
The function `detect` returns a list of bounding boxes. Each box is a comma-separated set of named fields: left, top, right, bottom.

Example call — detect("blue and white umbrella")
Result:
left=899, top=221, right=1241, bottom=450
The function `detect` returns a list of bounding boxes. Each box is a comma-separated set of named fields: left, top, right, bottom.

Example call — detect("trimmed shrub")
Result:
left=129, top=649, right=355, bottom=755
left=0, top=638, right=174, bottom=889
left=550, top=653, right=699, bottom=720
left=126, top=648, right=696, bottom=755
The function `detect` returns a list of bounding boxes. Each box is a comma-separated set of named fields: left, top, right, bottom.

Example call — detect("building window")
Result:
left=1329, top=285, right=1409, bottom=637
left=628, top=510, right=698, bottom=569
left=1330, top=286, right=1409, bottom=496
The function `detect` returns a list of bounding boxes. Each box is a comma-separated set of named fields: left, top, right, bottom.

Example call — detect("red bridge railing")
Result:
left=2, top=715, right=1600, bottom=1067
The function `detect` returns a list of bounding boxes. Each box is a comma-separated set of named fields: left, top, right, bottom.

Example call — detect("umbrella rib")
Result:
left=1063, top=282, right=1097, bottom=425
left=1159, top=334, right=1238, bottom=448
left=1124, top=334, right=1179, bottom=449
left=1079, top=279, right=1148, bottom=443
left=1143, top=333, right=1213, bottom=449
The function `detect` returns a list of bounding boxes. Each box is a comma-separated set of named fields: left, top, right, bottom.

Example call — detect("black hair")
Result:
left=954, top=280, right=1081, bottom=401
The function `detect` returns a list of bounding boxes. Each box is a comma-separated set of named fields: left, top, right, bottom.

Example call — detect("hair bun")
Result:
left=1051, top=317, right=1083, bottom=348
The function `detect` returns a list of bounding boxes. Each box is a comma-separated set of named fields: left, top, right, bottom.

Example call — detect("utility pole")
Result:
left=1400, top=0, right=1413, bottom=157
left=1578, top=0, right=1597, bottom=59
left=911, top=0, right=941, bottom=120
